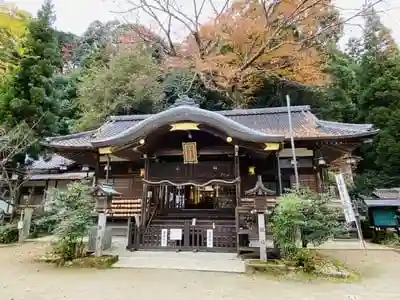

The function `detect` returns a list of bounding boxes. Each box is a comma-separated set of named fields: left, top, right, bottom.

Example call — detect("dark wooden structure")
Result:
left=365, top=188, right=400, bottom=232
left=47, top=96, right=377, bottom=253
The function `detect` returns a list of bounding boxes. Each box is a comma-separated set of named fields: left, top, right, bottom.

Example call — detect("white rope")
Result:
left=142, top=177, right=240, bottom=187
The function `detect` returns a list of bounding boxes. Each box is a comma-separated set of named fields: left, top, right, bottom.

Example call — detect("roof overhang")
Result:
left=292, top=130, right=379, bottom=141
left=91, top=105, right=285, bottom=147
left=44, top=131, right=95, bottom=150
left=364, top=199, right=400, bottom=207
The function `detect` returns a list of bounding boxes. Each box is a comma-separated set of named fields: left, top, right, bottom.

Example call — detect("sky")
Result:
left=8, top=0, right=400, bottom=44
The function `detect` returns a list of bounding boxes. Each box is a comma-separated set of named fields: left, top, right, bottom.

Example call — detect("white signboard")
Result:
left=335, top=173, right=356, bottom=223
left=335, top=173, right=367, bottom=253
left=206, top=229, right=213, bottom=248
left=170, top=228, right=183, bottom=241
left=161, top=228, right=168, bottom=247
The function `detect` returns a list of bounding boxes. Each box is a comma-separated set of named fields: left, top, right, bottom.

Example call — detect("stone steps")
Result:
left=113, top=251, right=246, bottom=273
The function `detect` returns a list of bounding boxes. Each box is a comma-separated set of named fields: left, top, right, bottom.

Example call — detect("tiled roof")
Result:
left=47, top=105, right=377, bottom=149
left=46, top=131, right=94, bottom=149
left=364, top=199, right=400, bottom=207
left=373, top=188, right=400, bottom=200
left=28, top=154, right=75, bottom=170
left=29, top=172, right=94, bottom=181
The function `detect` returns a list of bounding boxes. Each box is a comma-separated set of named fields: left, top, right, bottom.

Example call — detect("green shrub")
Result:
left=270, top=189, right=344, bottom=259
left=0, top=223, right=19, bottom=244
left=68, top=255, right=119, bottom=268
left=48, top=182, right=94, bottom=261
left=377, top=230, right=400, bottom=246
left=291, top=249, right=315, bottom=272
left=29, top=212, right=59, bottom=238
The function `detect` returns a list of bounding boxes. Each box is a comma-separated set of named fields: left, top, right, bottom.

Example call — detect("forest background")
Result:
left=1, top=0, right=399, bottom=195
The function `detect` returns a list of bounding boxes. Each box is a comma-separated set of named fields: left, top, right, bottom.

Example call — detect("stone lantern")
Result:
left=92, top=183, right=120, bottom=213
left=244, top=175, right=276, bottom=261
left=92, top=183, right=121, bottom=256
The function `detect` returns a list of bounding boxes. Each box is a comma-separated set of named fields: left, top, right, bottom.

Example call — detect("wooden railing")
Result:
left=141, top=219, right=236, bottom=252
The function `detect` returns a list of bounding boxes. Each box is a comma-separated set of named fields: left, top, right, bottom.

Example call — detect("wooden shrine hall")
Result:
left=46, top=96, right=377, bottom=252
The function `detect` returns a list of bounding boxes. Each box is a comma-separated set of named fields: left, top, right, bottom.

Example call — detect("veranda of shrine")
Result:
left=47, top=96, right=377, bottom=252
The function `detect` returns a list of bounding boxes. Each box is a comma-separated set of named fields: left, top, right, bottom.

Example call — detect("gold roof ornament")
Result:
left=264, top=143, right=280, bottom=151
left=170, top=122, right=200, bottom=131
left=98, top=147, right=112, bottom=155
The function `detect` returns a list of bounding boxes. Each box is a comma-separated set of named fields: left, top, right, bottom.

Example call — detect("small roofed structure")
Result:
left=93, top=183, right=121, bottom=197
left=364, top=188, right=400, bottom=231
left=371, top=188, right=400, bottom=200
left=0, top=154, right=94, bottom=214
left=92, top=183, right=121, bottom=213
left=44, top=96, right=377, bottom=252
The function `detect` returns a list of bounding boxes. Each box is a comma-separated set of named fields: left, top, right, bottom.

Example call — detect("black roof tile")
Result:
left=47, top=105, right=377, bottom=149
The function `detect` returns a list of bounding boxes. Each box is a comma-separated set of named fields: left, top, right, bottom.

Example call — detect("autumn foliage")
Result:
left=161, top=0, right=340, bottom=95
left=0, top=4, right=30, bottom=73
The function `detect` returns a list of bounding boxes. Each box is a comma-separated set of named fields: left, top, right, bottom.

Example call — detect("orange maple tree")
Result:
left=186, top=0, right=339, bottom=94
left=117, top=0, right=383, bottom=97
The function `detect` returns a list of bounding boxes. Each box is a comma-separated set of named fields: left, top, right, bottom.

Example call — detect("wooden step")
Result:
left=157, top=209, right=235, bottom=219
left=151, top=219, right=235, bottom=226
left=156, top=214, right=235, bottom=221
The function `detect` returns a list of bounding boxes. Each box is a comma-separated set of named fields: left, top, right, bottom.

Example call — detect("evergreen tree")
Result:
left=321, top=10, right=400, bottom=193
left=353, top=10, right=400, bottom=191
left=318, top=49, right=358, bottom=123
left=74, top=47, right=163, bottom=131
left=0, top=0, right=63, bottom=149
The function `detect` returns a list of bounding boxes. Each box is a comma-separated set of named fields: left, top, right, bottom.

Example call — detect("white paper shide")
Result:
left=206, top=229, right=213, bottom=248
left=161, top=228, right=168, bottom=247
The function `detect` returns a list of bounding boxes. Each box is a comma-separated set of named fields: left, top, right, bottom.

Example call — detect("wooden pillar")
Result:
left=105, top=155, right=110, bottom=183
left=314, top=144, right=324, bottom=193
left=95, top=152, right=100, bottom=186
left=341, top=153, right=354, bottom=184
left=276, top=151, right=282, bottom=196
left=234, top=145, right=241, bottom=254
left=137, top=154, right=149, bottom=250
left=42, top=180, right=49, bottom=212
left=142, top=155, right=149, bottom=222
left=234, top=145, right=240, bottom=205
left=126, top=216, right=133, bottom=250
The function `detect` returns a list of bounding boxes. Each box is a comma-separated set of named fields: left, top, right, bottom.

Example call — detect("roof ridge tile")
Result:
left=108, top=105, right=311, bottom=121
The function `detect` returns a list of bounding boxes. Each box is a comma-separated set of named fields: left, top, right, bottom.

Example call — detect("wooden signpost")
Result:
left=257, top=213, right=267, bottom=261
left=18, top=206, right=33, bottom=243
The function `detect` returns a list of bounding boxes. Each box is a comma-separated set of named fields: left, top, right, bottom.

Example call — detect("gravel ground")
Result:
left=0, top=242, right=399, bottom=300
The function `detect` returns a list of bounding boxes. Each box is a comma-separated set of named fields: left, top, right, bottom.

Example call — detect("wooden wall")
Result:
left=104, top=154, right=319, bottom=199
left=99, top=174, right=143, bottom=199
left=148, top=161, right=235, bottom=182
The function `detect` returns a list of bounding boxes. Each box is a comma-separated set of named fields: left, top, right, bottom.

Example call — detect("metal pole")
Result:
left=286, top=94, right=299, bottom=188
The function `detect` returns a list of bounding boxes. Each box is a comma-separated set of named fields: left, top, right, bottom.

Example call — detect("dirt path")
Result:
left=0, top=243, right=399, bottom=300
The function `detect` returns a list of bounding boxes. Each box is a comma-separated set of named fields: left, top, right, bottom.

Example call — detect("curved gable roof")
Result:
left=46, top=103, right=377, bottom=150
left=91, top=105, right=285, bottom=147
